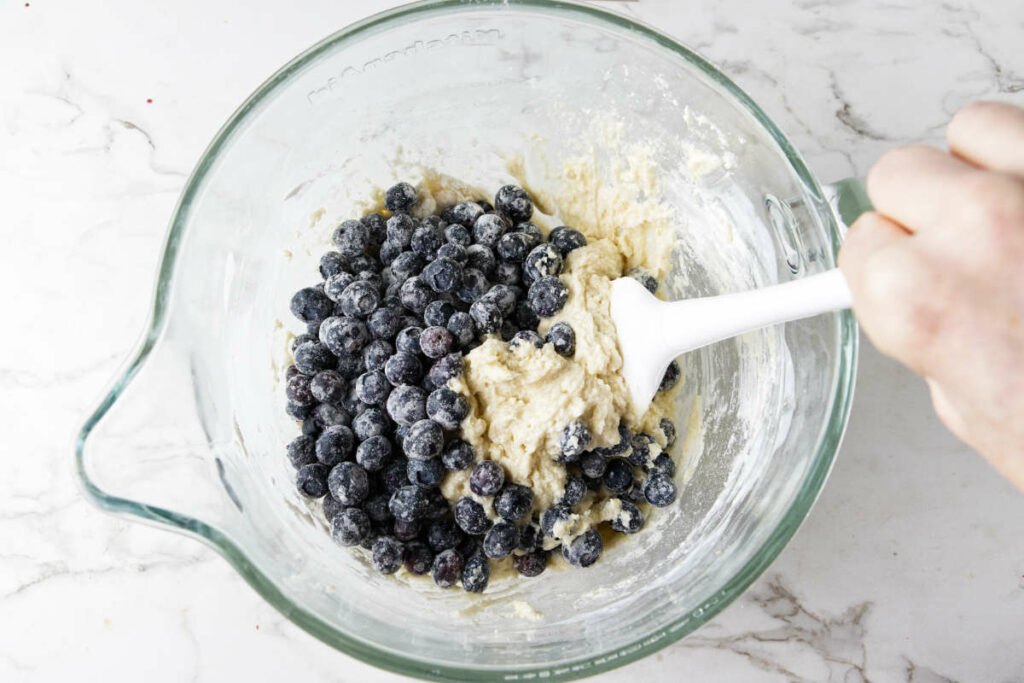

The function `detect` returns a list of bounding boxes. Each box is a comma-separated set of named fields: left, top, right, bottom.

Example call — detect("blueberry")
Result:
left=391, top=251, right=424, bottom=282
left=628, top=267, right=659, bottom=294
left=436, top=244, right=467, bottom=266
left=332, top=219, right=369, bottom=257
left=594, top=422, right=632, bottom=457
left=393, top=327, right=421, bottom=356
left=493, top=260, right=521, bottom=286
left=382, top=458, right=410, bottom=494
left=290, top=286, right=335, bottom=324
left=385, top=181, right=417, bottom=214
left=660, top=417, right=677, bottom=449
left=286, top=435, right=317, bottom=469
left=480, top=284, right=516, bottom=316
left=469, top=300, right=502, bottom=335
left=403, top=419, right=444, bottom=461
left=386, top=213, right=417, bottom=248
left=455, top=268, right=489, bottom=304
left=447, top=201, right=484, bottom=228
left=383, top=352, right=421, bottom=387
left=472, top=213, right=509, bottom=248
left=457, top=535, right=484, bottom=560
left=322, top=494, right=343, bottom=522
left=331, top=507, right=371, bottom=546
left=424, top=487, right=451, bottom=521
left=461, top=554, right=490, bottom=593
left=290, top=335, right=316, bottom=354
left=659, top=360, right=680, bottom=392
left=424, top=300, right=456, bottom=327
left=560, top=474, right=587, bottom=506
left=514, top=300, right=540, bottom=330
left=523, top=244, right=563, bottom=284
left=626, top=433, right=653, bottom=467
left=517, top=523, right=543, bottom=553
left=308, top=370, right=344, bottom=404
left=399, top=276, right=433, bottom=313
left=603, top=457, right=634, bottom=493
left=340, top=384, right=366, bottom=416
left=386, top=384, right=428, bottom=426
left=467, top=245, right=499, bottom=279
left=548, top=226, right=587, bottom=256
left=559, top=421, right=591, bottom=462
left=545, top=322, right=575, bottom=357
left=470, top=460, right=505, bottom=496
left=285, top=373, right=316, bottom=407
left=411, top=225, right=444, bottom=260
left=319, top=316, right=371, bottom=355
left=621, top=478, right=647, bottom=505
left=313, top=402, right=349, bottom=429
left=337, top=280, right=381, bottom=319
left=352, top=406, right=389, bottom=440
left=362, top=339, right=394, bottom=373
left=580, top=451, right=607, bottom=478
left=445, top=223, right=472, bottom=245
left=407, top=457, right=445, bottom=487
left=540, top=504, right=572, bottom=537
left=528, top=276, right=569, bottom=317
left=335, top=350, right=366, bottom=379
left=509, top=330, right=543, bottom=351
left=644, top=473, right=677, bottom=507
left=296, top=463, right=330, bottom=498
left=495, top=231, right=530, bottom=263
left=420, top=326, right=454, bottom=359
left=445, top=313, right=476, bottom=347
left=355, top=435, right=392, bottom=472
left=424, top=387, right=468, bottom=430
left=431, top=548, right=464, bottom=588
left=360, top=212, right=388, bottom=246
left=354, top=370, right=390, bottom=406
left=328, top=461, right=369, bottom=506
left=389, top=484, right=429, bottom=522
left=367, top=307, right=402, bottom=340
left=379, top=240, right=403, bottom=266
left=364, top=493, right=393, bottom=523
left=324, top=273, right=358, bottom=304
left=319, top=251, right=349, bottom=279
left=513, top=221, right=543, bottom=247
left=316, top=425, right=355, bottom=467
left=421, top=257, right=463, bottom=294
left=483, top=520, right=519, bottom=559
left=427, top=520, right=463, bottom=552
left=442, top=439, right=475, bottom=471
left=393, top=517, right=423, bottom=543
left=513, top=551, right=548, bottom=577
left=286, top=401, right=315, bottom=422
left=562, top=529, right=603, bottom=568
left=350, top=254, right=381, bottom=274
left=372, top=535, right=404, bottom=574
left=610, top=501, right=645, bottom=534
left=494, top=185, right=533, bottom=223
left=494, top=484, right=534, bottom=520
left=454, top=497, right=490, bottom=535
left=420, top=374, right=438, bottom=394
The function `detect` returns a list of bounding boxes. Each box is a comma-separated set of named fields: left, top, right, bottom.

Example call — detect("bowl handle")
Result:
left=822, top=177, right=872, bottom=237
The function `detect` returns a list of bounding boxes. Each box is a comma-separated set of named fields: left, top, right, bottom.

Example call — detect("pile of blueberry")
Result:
left=282, top=181, right=679, bottom=593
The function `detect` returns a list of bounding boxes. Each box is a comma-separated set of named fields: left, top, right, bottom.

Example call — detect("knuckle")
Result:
left=960, top=172, right=1024, bottom=224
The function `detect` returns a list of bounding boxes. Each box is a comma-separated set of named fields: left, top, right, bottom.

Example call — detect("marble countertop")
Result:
left=3, top=0, right=1023, bottom=680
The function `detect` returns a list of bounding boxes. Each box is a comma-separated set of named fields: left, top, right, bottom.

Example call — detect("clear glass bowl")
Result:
left=76, top=1, right=857, bottom=679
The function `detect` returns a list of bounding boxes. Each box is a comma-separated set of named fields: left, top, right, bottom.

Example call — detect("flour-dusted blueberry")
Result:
left=472, top=213, right=509, bottom=248
left=386, top=384, right=428, bottom=426
left=394, top=327, right=422, bottom=356
left=436, top=243, right=467, bottom=265
left=296, top=463, right=330, bottom=498
left=389, top=484, right=430, bottom=522
left=558, top=421, right=591, bottom=462
left=391, top=251, right=424, bottom=282
left=423, top=487, right=450, bottom=522
left=340, top=383, right=366, bottom=416
left=310, top=370, right=346, bottom=404
left=335, top=351, right=365, bottom=382
left=562, top=529, right=603, bottom=568
left=350, top=254, right=381, bottom=274
left=580, top=451, right=607, bottom=478
left=455, top=267, right=489, bottom=304
left=648, top=453, right=676, bottom=480
left=427, top=520, right=463, bottom=552
left=441, top=439, right=475, bottom=471
left=324, top=272, right=358, bottom=303
left=332, top=219, right=369, bottom=257
left=493, top=260, right=521, bottom=285
left=461, top=554, right=490, bottom=593
left=491, top=184, right=531, bottom=223
left=354, top=370, right=390, bottom=406
left=393, top=516, right=421, bottom=541
left=621, top=478, right=647, bottom=505
left=540, top=504, right=572, bottom=538
left=352, top=406, right=388, bottom=440
left=594, top=422, right=631, bottom=457
left=328, top=461, right=369, bottom=506
left=399, top=276, right=433, bottom=313
left=319, top=251, right=349, bottom=279
left=364, top=493, right=392, bottom=523
left=628, top=267, right=659, bottom=294
left=379, top=240, right=403, bottom=266
left=465, top=244, right=497, bottom=278
left=644, top=473, right=677, bottom=507
left=445, top=313, right=476, bottom=348
left=514, top=300, right=540, bottom=331
left=316, top=425, right=355, bottom=467
left=431, top=548, right=464, bottom=588
left=384, top=351, right=422, bottom=387
left=407, top=457, right=445, bottom=487
left=290, top=286, right=335, bottom=324
left=444, top=223, right=472, bottom=246
left=483, top=520, right=520, bottom=559
left=513, top=220, right=543, bottom=247
left=290, top=335, right=316, bottom=354
left=469, top=300, right=502, bottom=335
left=494, top=484, right=534, bottom=521
left=411, top=225, right=444, bottom=260
left=313, top=402, right=349, bottom=429
left=397, top=541, right=432, bottom=576
left=319, top=316, right=371, bottom=355
left=419, top=326, right=454, bottom=359
left=528, top=276, right=569, bottom=317
left=419, top=374, right=438, bottom=394
left=603, top=457, right=634, bottom=493
left=523, top=243, right=563, bottom=284
left=355, top=435, right=392, bottom=472
left=545, top=322, right=576, bottom=357
left=338, top=280, right=381, bottom=318
left=382, top=458, right=410, bottom=494
left=385, top=213, right=416, bottom=248
left=610, top=500, right=645, bottom=534
left=372, top=535, right=404, bottom=574
left=360, top=212, right=388, bottom=246
left=421, top=256, right=463, bottom=294
left=659, top=360, right=680, bottom=392
left=287, top=401, right=315, bottom=422
left=628, top=433, right=654, bottom=467
left=496, top=231, right=531, bottom=266
left=447, top=201, right=484, bottom=228
left=509, top=330, right=543, bottom=351
left=560, top=474, right=587, bottom=506
left=480, top=284, right=516, bottom=316
left=454, top=497, right=490, bottom=535
left=367, top=307, right=402, bottom=340
left=322, top=494, right=343, bottom=523
left=362, top=339, right=394, bottom=373
left=403, top=419, right=443, bottom=460
left=426, top=387, right=469, bottom=430
left=286, top=434, right=317, bottom=469
left=385, top=181, right=417, bottom=214
left=285, top=373, right=316, bottom=407
left=470, top=460, right=505, bottom=496
left=517, top=522, right=543, bottom=553
left=423, top=300, right=456, bottom=327
left=548, top=226, right=587, bottom=256
left=513, top=551, right=548, bottom=578
left=659, top=417, right=677, bottom=450
left=331, top=507, right=371, bottom=546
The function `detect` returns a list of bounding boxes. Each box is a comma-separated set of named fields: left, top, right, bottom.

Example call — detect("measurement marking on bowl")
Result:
left=306, top=28, right=504, bottom=105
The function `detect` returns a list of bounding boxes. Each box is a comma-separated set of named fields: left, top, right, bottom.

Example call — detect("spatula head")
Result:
left=609, top=277, right=676, bottom=412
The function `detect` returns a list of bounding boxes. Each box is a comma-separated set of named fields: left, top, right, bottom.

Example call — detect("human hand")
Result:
left=839, top=101, right=1024, bottom=492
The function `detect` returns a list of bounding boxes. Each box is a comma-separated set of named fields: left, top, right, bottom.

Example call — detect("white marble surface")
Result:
left=3, top=0, right=1023, bottom=681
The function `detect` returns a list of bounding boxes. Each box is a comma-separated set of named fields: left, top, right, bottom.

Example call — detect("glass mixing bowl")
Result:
left=76, top=0, right=862, bottom=679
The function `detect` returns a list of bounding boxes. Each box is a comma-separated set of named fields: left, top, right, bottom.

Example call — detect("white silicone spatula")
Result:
left=611, top=268, right=853, bottom=410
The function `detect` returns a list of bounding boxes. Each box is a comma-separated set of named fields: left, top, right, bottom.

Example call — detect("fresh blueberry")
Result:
left=290, top=335, right=316, bottom=354
left=385, top=384, right=428, bottom=426
left=494, top=484, right=533, bottom=521
left=332, top=219, right=369, bottom=257
left=355, top=435, right=391, bottom=472
left=407, top=457, right=445, bottom=487
left=445, top=313, right=476, bottom=348
left=382, top=458, right=410, bottom=494
left=386, top=213, right=417, bottom=248
left=455, top=268, right=489, bottom=304
left=324, top=272, right=358, bottom=303
left=296, top=463, right=330, bottom=498
left=319, top=251, right=349, bottom=279
left=431, top=548, right=464, bottom=588
left=328, top=461, right=369, bottom=506
left=472, top=213, right=508, bottom=248
left=421, top=257, right=463, bottom=294
left=447, top=202, right=484, bottom=228
left=354, top=370, right=390, bottom=405
left=337, top=280, right=381, bottom=318
left=391, top=251, right=424, bottom=282
left=316, top=425, right=355, bottom=467
left=394, top=326, right=422, bottom=355
left=481, top=284, right=516, bottom=316
left=350, top=254, right=381, bottom=274
left=393, top=516, right=421, bottom=542
left=470, top=460, right=505, bottom=496
left=540, top=504, right=572, bottom=537
left=334, top=350, right=365, bottom=379
left=545, top=322, right=576, bottom=357
left=580, top=451, right=607, bottom=478
left=513, top=221, right=543, bottom=247
left=352, top=406, right=389, bottom=440
left=628, top=267, right=658, bottom=294
left=610, top=501, right=645, bottom=534
left=558, top=421, right=591, bottom=462
left=660, top=417, right=677, bottom=449
left=436, top=244, right=467, bottom=267
left=372, top=535, right=404, bottom=574
left=290, top=286, right=335, bottom=324
left=441, top=439, right=475, bottom=471
left=360, top=212, right=388, bottom=246
left=331, top=507, right=371, bottom=546
left=560, top=475, right=587, bottom=506
left=313, top=402, right=349, bottom=429
left=384, top=351, right=422, bottom=387
left=322, top=494, right=343, bottom=522
left=425, top=387, right=469, bottom=430
left=513, top=551, right=548, bottom=577
left=594, top=422, right=632, bottom=457
left=427, top=520, right=463, bottom=552
left=285, top=373, right=316, bottom=407
left=461, top=554, right=490, bottom=593
left=309, top=370, right=345, bottom=404
left=509, top=330, right=543, bottom=351
left=403, top=419, right=444, bottom=461
left=562, top=529, right=603, bottom=568
left=286, top=401, right=315, bottom=422
left=454, top=497, right=490, bottom=535
left=424, top=300, right=456, bottom=327
left=389, top=484, right=429, bottom=522
left=528, top=276, right=569, bottom=317
left=385, top=182, right=417, bottom=214
left=340, top=383, right=366, bottom=416
left=469, top=300, right=502, bottom=335
left=495, top=231, right=530, bottom=263
left=419, top=326, right=454, bottom=359
left=362, top=339, right=394, bottom=373
left=644, top=473, right=677, bottom=507
left=628, top=433, right=654, bottom=467
left=513, top=300, right=540, bottom=330
left=411, top=225, right=444, bottom=260
left=444, top=223, right=472, bottom=246
left=379, top=240, right=403, bottom=266
left=523, top=244, right=563, bottom=284
left=367, top=307, right=402, bottom=340
left=465, top=244, right=497, bottom=278
left=399, top=276, right=433, bottom=313
left=659, top=360, right=680, bottom=392
left=493, top=185, right=532, bottom=222
left=603, top=457, right=634, bottom=493
left=548, top=226, right=587, bottom=256
left=483, top=520, right=519, bottom=559
left=286, top=435, right=317, bottom=469
left=319, top=316, right=371, bottom=355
